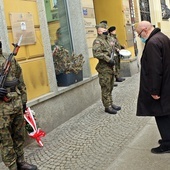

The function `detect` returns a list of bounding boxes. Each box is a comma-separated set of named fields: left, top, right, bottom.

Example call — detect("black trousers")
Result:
left=155, top=115, right=170, bottom=142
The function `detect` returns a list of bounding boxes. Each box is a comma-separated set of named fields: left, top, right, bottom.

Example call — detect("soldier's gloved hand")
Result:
left=23, top=103, right=27, bottom=113
left=0, top=88, right=7, bottom=99
left=108, top=59, right=115, bottom=66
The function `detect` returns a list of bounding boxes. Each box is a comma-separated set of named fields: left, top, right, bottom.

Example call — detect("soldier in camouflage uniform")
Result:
left=92, top=23, right=121, bottom=114
left=0, top=41, right=37, bottom=170
left=108, top=26, right=125, bottom=82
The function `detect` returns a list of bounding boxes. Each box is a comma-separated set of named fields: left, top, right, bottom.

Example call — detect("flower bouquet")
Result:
left=24, top=107, right=46, bottom=147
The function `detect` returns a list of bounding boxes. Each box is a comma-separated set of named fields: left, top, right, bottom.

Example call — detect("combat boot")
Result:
left=105, top=106, right=117, bottom=114
left=17, top=161, right=37, bottom=170
left=116, top=77, right=125, bottom=82
left=112, top=104, right=121, bottom=111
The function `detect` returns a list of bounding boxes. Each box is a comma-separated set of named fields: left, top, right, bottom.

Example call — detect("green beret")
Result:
left=100, top=20, right=108, bottom=24
left=95, top=23, right=107, bottom=29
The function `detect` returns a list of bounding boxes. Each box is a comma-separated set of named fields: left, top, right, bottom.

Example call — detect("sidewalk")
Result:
left=107, top=118, right=170, bottom=170
left=1, top=73, right=170, bottom=170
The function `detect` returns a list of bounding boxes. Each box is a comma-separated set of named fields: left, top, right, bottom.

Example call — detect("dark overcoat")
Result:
left=137, top=28, right=170, bottom=116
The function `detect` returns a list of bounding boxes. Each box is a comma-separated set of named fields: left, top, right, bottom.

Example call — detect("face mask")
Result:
left=103, top=31, right=108, bottom=36
left=140, top=37, right=147, bottom=43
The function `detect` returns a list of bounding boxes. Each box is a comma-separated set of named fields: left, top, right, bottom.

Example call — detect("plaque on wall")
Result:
left=10, top=13, right=36, bottom=45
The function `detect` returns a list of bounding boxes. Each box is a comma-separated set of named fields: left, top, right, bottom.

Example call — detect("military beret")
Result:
left=100, top=20, right=108, bottom=24
left=95, top=23, right=107, bottom=29
left=108, top=26, right=116, bottom=33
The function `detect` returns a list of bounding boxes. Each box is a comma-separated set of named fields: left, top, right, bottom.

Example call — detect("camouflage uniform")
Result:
left=0, top=48, right=27, bottom=170
left=110, top=34, right=124, bottom=79
left=92, top=34, right=115, bottom=108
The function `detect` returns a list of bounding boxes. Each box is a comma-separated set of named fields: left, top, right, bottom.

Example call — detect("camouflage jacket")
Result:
left=92, top=34, right=115, bottom=74
left=110, top=34, right=124, bottom=55
left=0, top=51, right=27, bottom=115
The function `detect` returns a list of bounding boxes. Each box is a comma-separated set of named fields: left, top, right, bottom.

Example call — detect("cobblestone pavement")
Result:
left=0, top=73, right=151, bottom=170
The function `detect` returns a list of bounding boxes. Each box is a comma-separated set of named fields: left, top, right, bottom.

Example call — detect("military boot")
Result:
left=17, top=161, right=37, bottom=170
left=112, top=104, right=121, bottom=111
left=105, top=106, right=117, bottom=114
left=116, top=77, right=125, bottom=82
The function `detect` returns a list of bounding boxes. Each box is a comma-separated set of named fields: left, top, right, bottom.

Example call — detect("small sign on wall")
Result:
left=10, top=13, right=36, bottom=45
left=82, top=7, right=95, bottom=18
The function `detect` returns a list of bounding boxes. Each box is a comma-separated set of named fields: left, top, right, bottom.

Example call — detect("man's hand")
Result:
left=0, top=88, right=7, bottom=99
left=151, top=95, right=160, bottom=100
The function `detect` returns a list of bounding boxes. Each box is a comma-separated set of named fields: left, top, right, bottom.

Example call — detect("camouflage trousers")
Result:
left=114, top=55, right=121, bottom=77
left=0, top=111, right=25, bottom=169
left=98, top=72, right=114, bottom=108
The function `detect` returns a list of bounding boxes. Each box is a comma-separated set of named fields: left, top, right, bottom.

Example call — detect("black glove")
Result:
left=0, top=88, right=7, bottom=99
left=108, top=59, right=115, bottom=66
left=23, top=103, right=27, bottom=113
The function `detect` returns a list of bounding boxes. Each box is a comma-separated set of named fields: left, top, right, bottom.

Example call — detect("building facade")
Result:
left=0, top=0, right=169, bottom=135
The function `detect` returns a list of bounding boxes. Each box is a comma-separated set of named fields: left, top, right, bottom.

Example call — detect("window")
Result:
left=44, top=0, right=72, bottom=53
left=139, top=0, right=151, bottom=22
left=161, top=0, right=170, bottom=20
left=44, top=0, right=83, bottom=87
left=51, top=0, right=58, bottom=9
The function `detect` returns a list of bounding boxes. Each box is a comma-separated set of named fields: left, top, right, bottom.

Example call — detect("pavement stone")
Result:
left=0, top=73, right=151, bottom=170
left=106, top=118, right=170, bottom=170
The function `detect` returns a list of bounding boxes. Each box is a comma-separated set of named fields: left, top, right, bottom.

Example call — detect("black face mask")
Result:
left=103, top=31, right=108, bottom=36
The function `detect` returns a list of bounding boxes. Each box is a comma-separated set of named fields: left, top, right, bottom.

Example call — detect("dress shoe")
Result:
left=112, top=104, right=121, bottom=111
left=114, top=83, right=118, bottom=87
left=151, top=145, right=170, bottom=154
left=105, top=107, right=117, bottom=114
left=116, top=77, right=125, bottom=82
left=17, top=161, right=37, bottom=170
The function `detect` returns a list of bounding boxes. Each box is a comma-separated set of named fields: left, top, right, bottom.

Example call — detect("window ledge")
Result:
left=27, top=75, right=98, bottom=107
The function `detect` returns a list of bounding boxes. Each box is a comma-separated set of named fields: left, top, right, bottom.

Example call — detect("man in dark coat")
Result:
left=135, top=21, right=170, bottom=154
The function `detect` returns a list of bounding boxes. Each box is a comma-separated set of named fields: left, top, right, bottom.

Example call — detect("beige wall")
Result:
left=81, top=0, right=98, bottom=75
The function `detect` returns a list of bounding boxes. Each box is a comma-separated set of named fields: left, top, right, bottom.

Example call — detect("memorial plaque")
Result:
left=10, top=13, right=36, bottom=45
